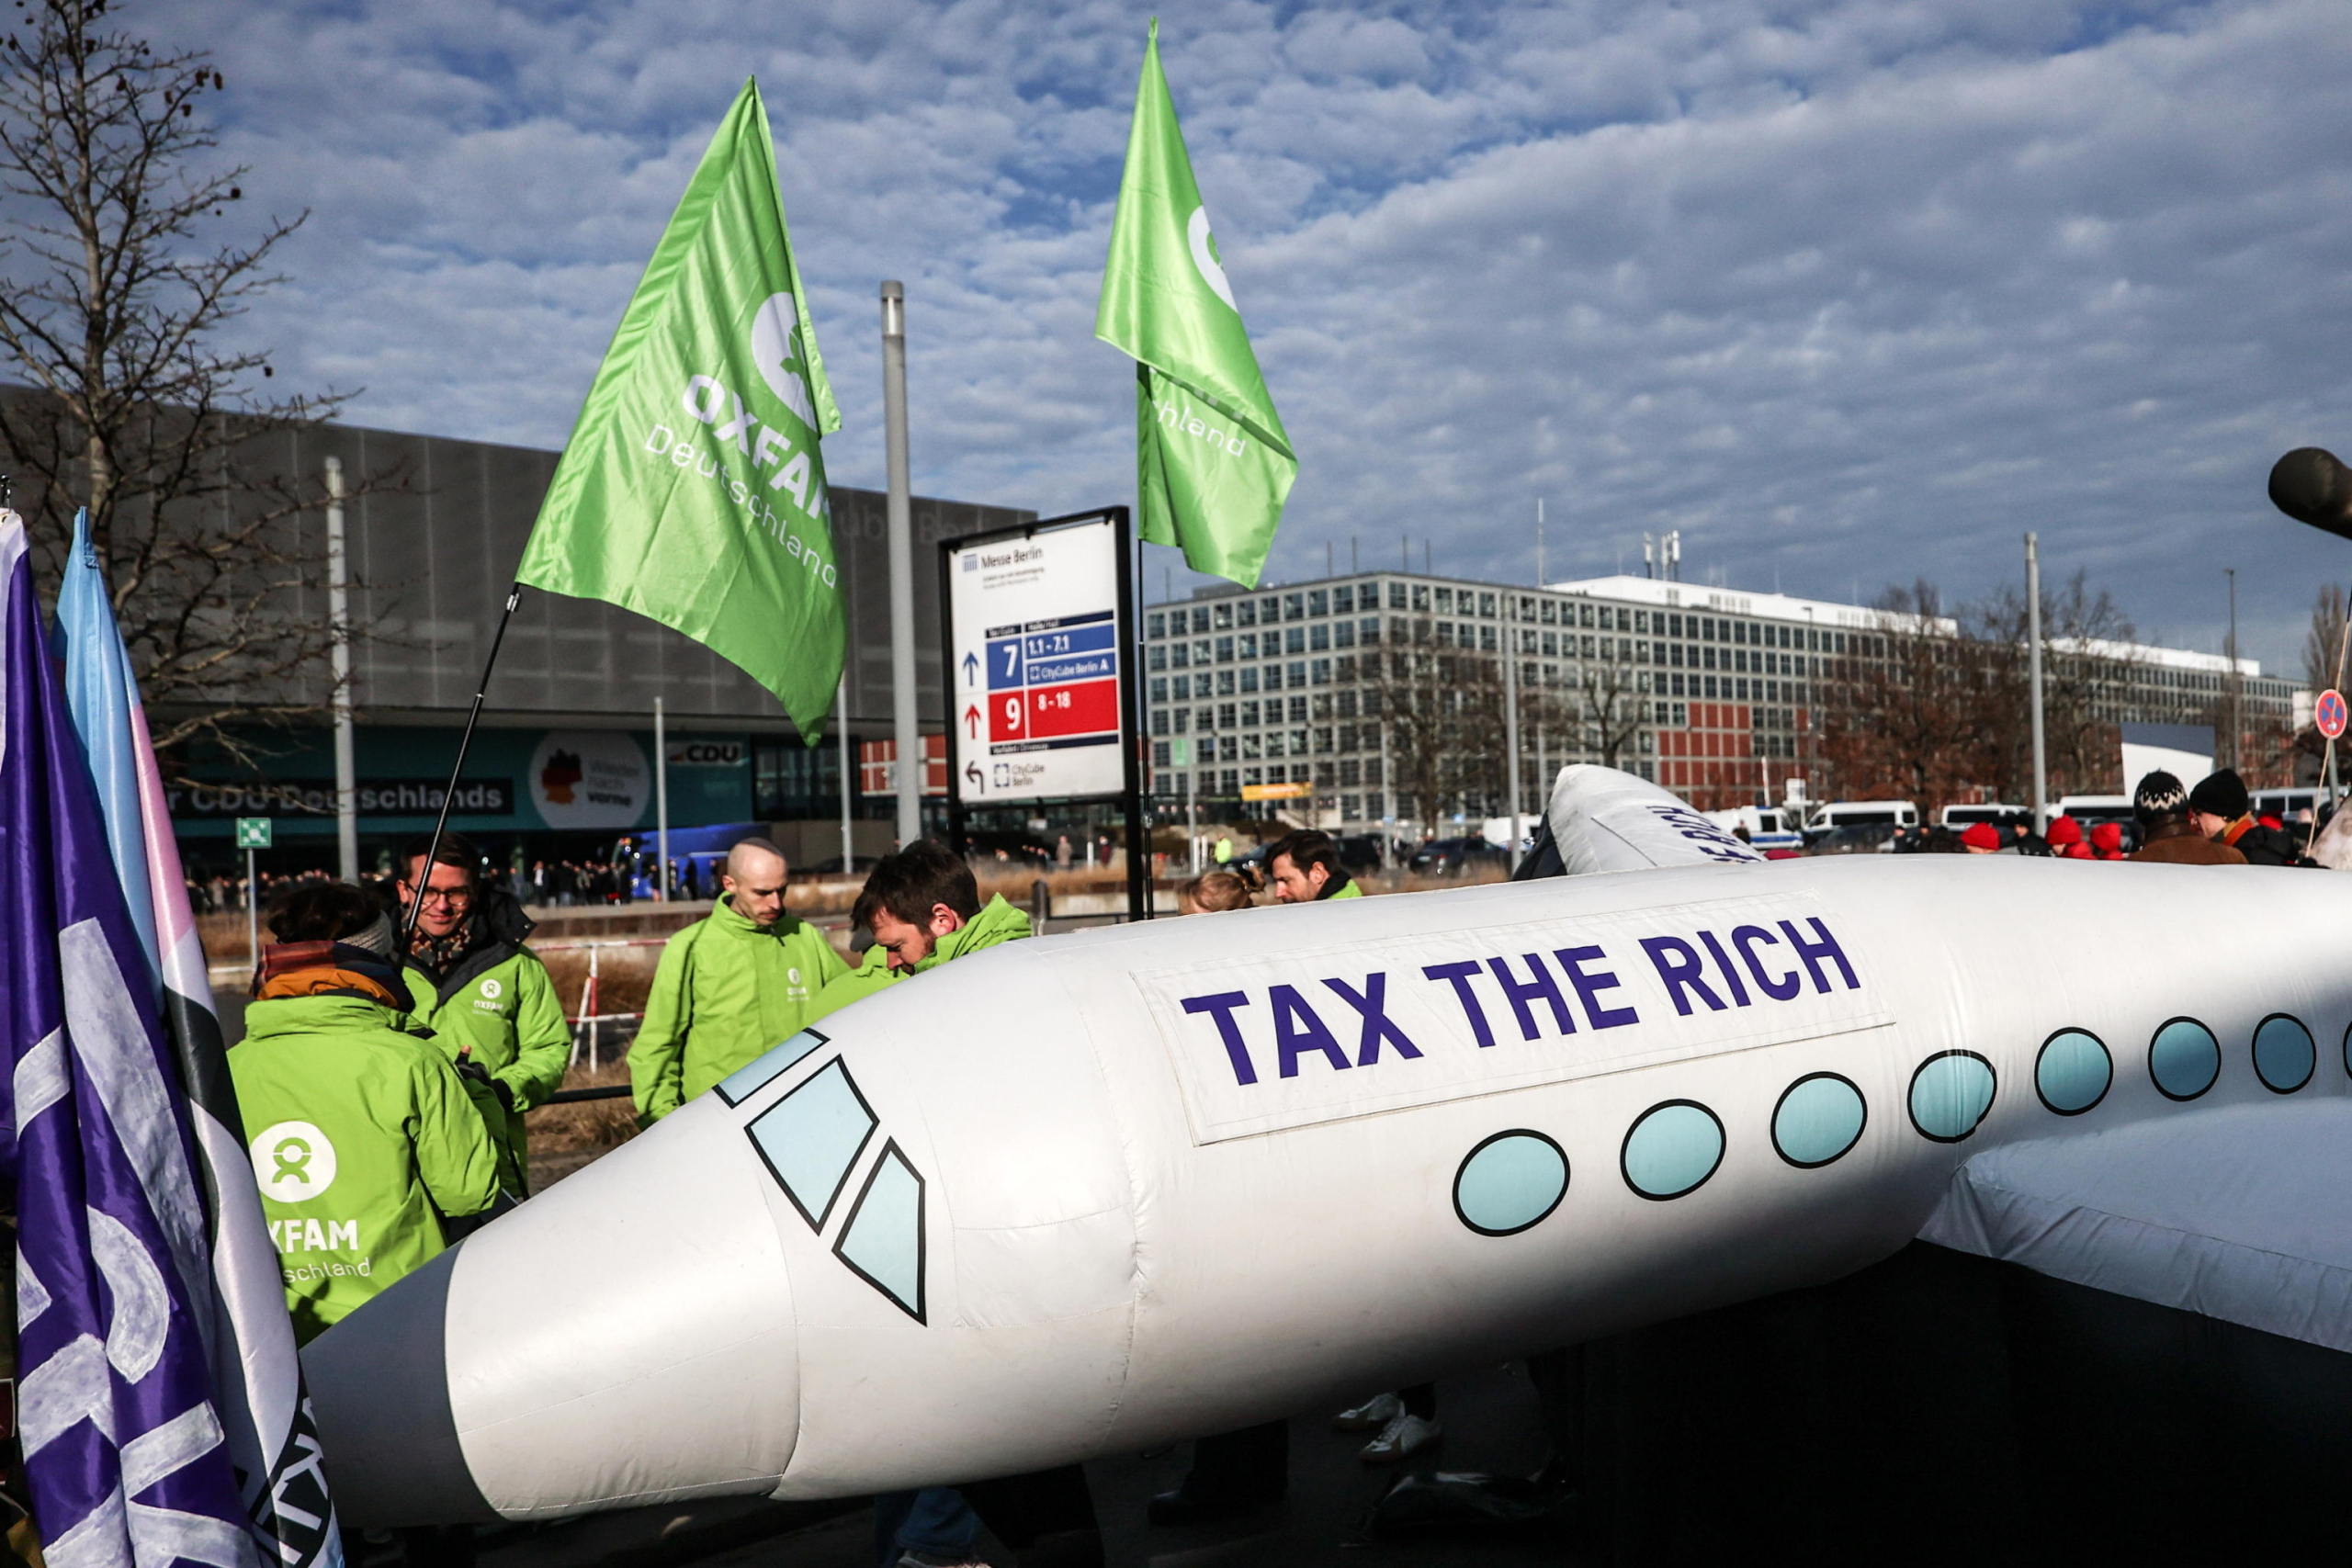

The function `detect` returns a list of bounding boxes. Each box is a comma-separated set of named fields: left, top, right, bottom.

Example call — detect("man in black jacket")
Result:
left=2188, top=769, right=2315, bottom=866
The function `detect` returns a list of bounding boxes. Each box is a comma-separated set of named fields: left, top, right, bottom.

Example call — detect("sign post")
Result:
left=942, top=508, right=1147, bottom=921
left=1170, top=738, right=1196, bottom=873
left=235, top=816, right=273, bottom=973
left=2318, top=688, right=2346, bottom=820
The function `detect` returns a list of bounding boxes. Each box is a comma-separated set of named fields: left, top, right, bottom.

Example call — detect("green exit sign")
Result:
left=234, top=817, right=273, bottom=850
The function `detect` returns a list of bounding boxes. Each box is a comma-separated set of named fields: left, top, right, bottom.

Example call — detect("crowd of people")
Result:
left=1879, top=767, right=2324, bottom=865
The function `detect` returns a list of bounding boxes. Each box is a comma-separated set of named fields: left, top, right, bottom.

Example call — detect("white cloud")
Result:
left=47, top=0, right=2352, bottom=672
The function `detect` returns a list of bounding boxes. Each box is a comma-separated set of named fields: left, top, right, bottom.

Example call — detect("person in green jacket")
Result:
left=1266, top=829, right=1365, bottom=903
left=629, top=839, right=848, bottom=1122
left=231, top=883, right=503, bottom=1346
left=398, top=831, right=570, bottom=1194
left=800, top=841, right=1097, bottom=1567
left=804, top=839, right=1031, bottom=1023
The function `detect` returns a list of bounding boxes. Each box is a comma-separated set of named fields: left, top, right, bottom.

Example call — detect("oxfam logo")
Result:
left=250, top=1121, right=337, bottom=1203
left=750, top=294, right=818, bottom=427
left=1187, top=208, right=1236, bottom=312
left=480, top=977, right=503, bottom=1000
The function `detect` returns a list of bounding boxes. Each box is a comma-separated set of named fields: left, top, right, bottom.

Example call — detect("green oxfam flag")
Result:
left=517, top=79, right=844, bottom=739
left=1095, top=20, right=1295, bottom=590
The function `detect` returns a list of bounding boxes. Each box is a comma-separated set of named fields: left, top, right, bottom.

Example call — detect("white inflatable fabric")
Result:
left=1544, top=762, right=1765, bottom=873
left=1921, top=1099, right=2352, bottom=1353
left=304, top=839, right=2352, bottom=1528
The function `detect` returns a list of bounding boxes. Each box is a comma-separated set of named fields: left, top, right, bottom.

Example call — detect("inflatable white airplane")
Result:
left=304, top=766, right=2352, bottom=1526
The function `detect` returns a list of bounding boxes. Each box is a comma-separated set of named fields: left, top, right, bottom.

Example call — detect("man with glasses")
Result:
left=399, top=831, right=571, bottom=1195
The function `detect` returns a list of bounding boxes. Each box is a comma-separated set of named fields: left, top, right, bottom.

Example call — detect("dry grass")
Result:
left=526, top=1058, right=639, bottom=1157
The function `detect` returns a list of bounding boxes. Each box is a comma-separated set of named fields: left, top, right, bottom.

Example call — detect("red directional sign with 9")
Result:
left=2319, top=688, right=2347, bottom=740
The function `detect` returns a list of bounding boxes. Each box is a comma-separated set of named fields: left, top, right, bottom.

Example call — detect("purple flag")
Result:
left=54, top=511, right=340, bottom=1567
left=0, top=512, right=259, bottom=1568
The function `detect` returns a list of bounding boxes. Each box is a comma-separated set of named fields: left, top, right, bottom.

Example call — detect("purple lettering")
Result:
left=1640, top=936, right=1725, bottom=1016
left=1778, top=918, right=1860, bottom=993
left=1182, top=991, right=1258, bottom=1085
left=1422, top=961, right=1497, bottom=1049
left=1554, top=945, right=1640, bottom=1029
left=1321, top=973, right=1424, bottom=1066
left=1269, top=984, right=1351, bottom=1077
left=1486, top=953, right=1576, bottom=1041
left=1732, top=924, right=1801, bottom=1001
left=1695, top=931, right=1751, bottom=1007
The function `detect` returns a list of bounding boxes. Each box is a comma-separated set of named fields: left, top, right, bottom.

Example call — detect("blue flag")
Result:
left=0, top=511, right=261, bottom=1568
left=54, top=511, right=342, bottom=1568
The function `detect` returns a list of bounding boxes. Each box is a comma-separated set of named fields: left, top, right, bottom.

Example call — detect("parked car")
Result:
left=1804, top=824, right=1900, bottom=855
left=1407, top=837, right=1507, bottom=876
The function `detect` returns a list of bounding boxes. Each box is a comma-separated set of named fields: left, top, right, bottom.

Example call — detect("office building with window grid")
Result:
left=1142, top=571, right=2301, bottom=829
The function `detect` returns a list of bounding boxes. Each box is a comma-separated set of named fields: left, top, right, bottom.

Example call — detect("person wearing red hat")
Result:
left=2044, top=816, right=2091, bottom=858
left=1961, top=822, right=2002, bottom=853
left=2088, top=820, right=2128, bottom=860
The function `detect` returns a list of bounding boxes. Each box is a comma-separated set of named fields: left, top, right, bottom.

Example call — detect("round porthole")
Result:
left=1908, top=1052, right=1996, bottom=1144
left=1453, top=1131, right=1568, bottom=1236
left=1771, top=1073, right=1866, bottom=1168
left=2254, top=1013, right=2314, bottom=1095
left=2148, top=1018, right=2220, bottom=1101
left=1621, top=1100, right=1725, bottom=1201
left=2034, top=1030, right=2111, bottom=1116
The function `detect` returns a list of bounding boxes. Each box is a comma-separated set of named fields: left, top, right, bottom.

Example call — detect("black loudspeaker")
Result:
left=2267, top=446, right=2352, bottom=538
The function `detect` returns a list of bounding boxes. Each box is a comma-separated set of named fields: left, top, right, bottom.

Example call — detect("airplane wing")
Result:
left=1535, top=763, right=1769, bottom=875
left=1918, top=1099, right=2352, bottom=1353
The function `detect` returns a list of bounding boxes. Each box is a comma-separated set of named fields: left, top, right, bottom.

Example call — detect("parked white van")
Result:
left=1812, top=800, right=1919, bottom=830
left=2056, top=794, right=2134, bottom=826
left=1938, top=803, right=2029, bottom=828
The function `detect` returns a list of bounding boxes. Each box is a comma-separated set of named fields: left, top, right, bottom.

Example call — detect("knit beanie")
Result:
left=339, top=908, right=398, bottom=958
left=1961, top=822, right=2002, bottom=852
left=2132, top=771, right=2187, bottom=826
left=2188, top=768, right=2249, bottom=820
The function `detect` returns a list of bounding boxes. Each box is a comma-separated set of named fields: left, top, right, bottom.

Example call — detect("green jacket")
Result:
left=1329, top=879, right=1363, bottom=899
left=804, top=894, right=1032, bottom=1023
left=230, top=994, right=503, bottom=1346
left=401, top=945, right=567, bottom=1195
left=629, top=897, right=850, bottom=1122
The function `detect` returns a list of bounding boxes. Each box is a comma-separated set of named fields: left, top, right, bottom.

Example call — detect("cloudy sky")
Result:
left=131, top=0, right=2352, bottom=673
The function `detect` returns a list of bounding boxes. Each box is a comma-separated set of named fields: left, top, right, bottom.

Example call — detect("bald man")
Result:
left=628, top=839, right=849, bottom=1122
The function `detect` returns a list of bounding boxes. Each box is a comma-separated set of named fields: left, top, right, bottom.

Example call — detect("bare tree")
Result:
left=0, top=0, right=391, bottom=765
left=1568, top=652, right=1646, bottom=773
left=1363, top=624, right=1506, bottom=834
left=2305, top=584, right=2347, bottom=694
left=1814, top=582, right=2005, bottom=806
left=1973, top=570, right=2142, bottom=798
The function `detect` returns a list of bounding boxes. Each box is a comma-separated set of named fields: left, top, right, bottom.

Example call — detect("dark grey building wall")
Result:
left=260, top=422, right=1030, bottom=734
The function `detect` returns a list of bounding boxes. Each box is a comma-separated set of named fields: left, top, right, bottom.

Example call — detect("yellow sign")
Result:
left=1240, top=781, right=1312, bottom=802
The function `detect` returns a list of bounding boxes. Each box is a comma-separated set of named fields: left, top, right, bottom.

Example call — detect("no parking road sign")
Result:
left=2319, top=689, right=2347, bottom=740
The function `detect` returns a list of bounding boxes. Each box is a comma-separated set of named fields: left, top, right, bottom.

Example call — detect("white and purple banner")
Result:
left=0, top=508, right=300, bottom=1568
left=51, top=512, right=338, bottom=1566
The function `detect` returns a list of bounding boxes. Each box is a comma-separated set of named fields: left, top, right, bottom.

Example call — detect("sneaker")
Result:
left=1358, top=1412, right=1442, bottom=1465
left=1332, top=1392, right=1403, bottom=1432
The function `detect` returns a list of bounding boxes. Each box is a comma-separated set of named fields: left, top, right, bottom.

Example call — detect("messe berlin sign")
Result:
left=946, top=514, right=1129, bottom=805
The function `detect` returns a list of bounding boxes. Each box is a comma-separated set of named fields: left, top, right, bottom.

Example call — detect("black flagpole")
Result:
left=402, top=581, right=525, bottom=948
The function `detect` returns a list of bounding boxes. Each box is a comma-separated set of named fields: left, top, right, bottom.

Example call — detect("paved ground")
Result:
left=481, top=1362, right=1585, bottom=1568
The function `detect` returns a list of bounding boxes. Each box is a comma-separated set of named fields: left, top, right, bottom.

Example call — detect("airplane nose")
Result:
left=304, top=1102, right=802, bottom=1528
